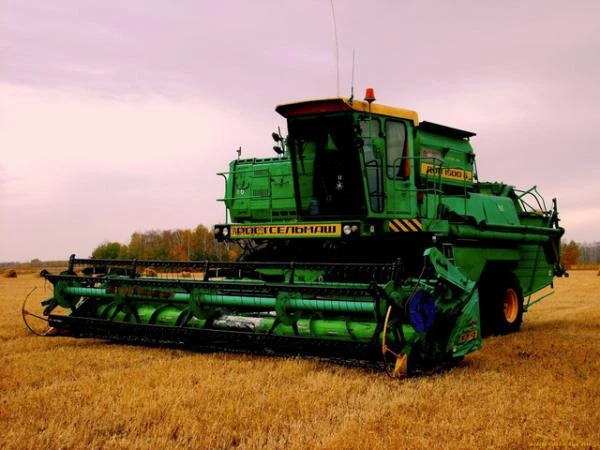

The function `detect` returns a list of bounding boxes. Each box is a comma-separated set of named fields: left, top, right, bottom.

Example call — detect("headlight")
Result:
left=222, top=227, right=229, bottom=237
left=343, top=225, right=351, bottom=235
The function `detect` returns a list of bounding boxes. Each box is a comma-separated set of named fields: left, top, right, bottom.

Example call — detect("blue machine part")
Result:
left=407, top=290, right=436, bottom=333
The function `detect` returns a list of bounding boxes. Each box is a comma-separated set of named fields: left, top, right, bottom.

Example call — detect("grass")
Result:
left=1, top=272, right=598, bottom=449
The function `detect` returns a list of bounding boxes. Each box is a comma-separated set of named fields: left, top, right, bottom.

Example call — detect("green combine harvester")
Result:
left=33, top=89, right=566, bottom=376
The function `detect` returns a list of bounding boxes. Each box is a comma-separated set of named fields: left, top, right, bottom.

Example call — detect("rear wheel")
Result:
left=503, top=288, right=520, bottom=324
left=480, top=272, right=524, bottom=336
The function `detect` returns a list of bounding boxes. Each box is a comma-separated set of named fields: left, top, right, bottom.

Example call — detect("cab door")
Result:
left=385, top=119, right=415, bottom=217
left=359, top=118, right=385, bottom=213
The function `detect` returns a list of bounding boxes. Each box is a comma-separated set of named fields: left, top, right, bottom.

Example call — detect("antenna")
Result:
left=330, top=0, right=340, bottom=97
left=349, top=49, right=355, bottom=103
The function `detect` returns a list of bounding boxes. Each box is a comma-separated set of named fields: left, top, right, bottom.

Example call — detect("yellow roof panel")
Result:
left=276, top=97, right=419, bottom=125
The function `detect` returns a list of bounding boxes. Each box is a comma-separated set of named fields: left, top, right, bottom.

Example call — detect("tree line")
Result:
left=561, top=240, right=600, bottom=269
left=90, top=229, right=598, bottom=268
left=3, top=237, right=598, bottom=267
left=91, top=225, right=237, bottom=261
left=578, top=241, right=600, bottom=264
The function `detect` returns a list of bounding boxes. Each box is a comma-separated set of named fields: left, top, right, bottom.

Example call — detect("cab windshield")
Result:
left=288, top=115, right=365, bottom=217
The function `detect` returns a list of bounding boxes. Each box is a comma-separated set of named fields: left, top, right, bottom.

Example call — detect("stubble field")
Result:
left=1, top=271, right=598, bottom=449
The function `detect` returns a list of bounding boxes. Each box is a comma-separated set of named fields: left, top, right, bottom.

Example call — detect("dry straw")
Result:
left=1, top=271, right=598, bottom=449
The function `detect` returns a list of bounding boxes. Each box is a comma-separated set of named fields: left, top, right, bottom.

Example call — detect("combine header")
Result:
left=32, top=90, right=565, bottom=376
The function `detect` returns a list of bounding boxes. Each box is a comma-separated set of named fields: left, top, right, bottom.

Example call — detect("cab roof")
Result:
left=276, top=97, right=419, bottom=125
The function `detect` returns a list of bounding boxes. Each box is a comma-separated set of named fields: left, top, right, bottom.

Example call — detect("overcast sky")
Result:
left=1, top=0, right=599, bottom=261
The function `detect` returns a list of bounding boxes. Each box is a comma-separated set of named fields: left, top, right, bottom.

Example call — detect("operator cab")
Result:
left=276, top=95, right=419, bottom=219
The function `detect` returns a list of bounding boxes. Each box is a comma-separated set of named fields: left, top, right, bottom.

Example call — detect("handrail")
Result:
left=394, top=155, right=473, bottom=219
left=364, top=159, right=385, bottom=212
left=515, top=186, right=549, bottom=213
left=217, top=172, right=229, bottom=224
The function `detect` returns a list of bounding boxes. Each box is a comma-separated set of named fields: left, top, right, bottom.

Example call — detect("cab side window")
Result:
left=359, top=118, right=380, bottom=138
left=386, top=121, right=406, bottom=178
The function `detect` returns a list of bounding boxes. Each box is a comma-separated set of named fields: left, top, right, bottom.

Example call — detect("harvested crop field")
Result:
left=1, top=271, right=598, bottom=449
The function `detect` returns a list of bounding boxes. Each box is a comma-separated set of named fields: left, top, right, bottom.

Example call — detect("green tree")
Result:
left=117, top=245, right=130, bottom=259
left=91, top=241, right=124, bottom=259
